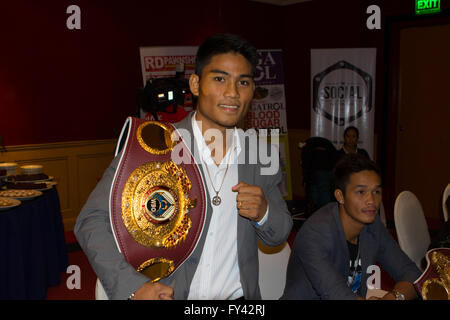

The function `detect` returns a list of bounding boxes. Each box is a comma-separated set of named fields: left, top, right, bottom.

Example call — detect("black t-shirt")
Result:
left=347, top=241, right=362, bottom=295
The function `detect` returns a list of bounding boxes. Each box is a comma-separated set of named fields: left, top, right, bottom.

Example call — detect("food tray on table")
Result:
left=2, top=181, right=57, bottom=192
left=0, top=196, right=21, bottom=211
left=0, top=189, right=43, bottom=201
left=5, top=174, right=53, bottom=183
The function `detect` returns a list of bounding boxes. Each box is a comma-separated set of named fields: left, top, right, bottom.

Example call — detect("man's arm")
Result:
left=378, top=282, right=417, bottom=300
left=250, top=166, right=293, bottom=247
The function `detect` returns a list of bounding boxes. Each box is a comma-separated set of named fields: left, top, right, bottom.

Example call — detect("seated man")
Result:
left=281, top=154, right=421, bottom=300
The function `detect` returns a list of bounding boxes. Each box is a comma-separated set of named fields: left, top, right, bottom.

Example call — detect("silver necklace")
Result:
left=203, top=148, right=232, bottom=206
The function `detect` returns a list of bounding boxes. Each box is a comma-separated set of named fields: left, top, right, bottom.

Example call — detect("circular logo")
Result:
left=142, top=187, right=178, bottom=224
left=312, top=60, right=373, bottom=126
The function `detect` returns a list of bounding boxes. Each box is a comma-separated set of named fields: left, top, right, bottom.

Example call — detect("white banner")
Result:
left=246, top=49, right=291, bottom=199
left=139, top=46, right=198, bottom=84
left=311, top=48, right=376, bottom=158
left=138, top=46, right=198, bottom=122
left=247, top=49, right=288, bottom=135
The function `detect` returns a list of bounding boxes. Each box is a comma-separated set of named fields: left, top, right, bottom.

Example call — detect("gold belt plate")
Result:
left=422, top=251, right=450, bottom=300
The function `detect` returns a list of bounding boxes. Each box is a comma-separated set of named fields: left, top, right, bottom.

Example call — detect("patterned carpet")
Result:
left=46, top=228, right=394, bottom=300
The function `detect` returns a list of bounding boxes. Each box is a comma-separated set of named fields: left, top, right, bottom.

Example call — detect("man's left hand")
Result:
left=232, top=182, right=268, bottom=222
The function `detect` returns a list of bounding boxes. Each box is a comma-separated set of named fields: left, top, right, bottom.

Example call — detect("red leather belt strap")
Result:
left=109, top=117, right=206, bottom=281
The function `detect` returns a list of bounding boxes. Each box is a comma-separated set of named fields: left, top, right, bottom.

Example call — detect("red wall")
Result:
left=0, top=0, right=283, bottom=146
left=1, top=0, right=449, bottom=146
left=281, top=0, right=450, bottom=132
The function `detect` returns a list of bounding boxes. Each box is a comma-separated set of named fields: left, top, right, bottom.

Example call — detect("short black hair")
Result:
left=194, top=33, right=258, bottom=77
left=344, top=126, right=359, bottom=138
left=333, top=153, right=380, bottom=194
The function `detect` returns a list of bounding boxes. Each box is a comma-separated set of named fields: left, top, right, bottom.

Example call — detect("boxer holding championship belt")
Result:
left=75, top=33, right=294, bottom=300
left=110, top=117, right=206, bottom=282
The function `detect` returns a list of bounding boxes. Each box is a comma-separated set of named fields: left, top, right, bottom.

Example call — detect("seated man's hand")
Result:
left=133, top=281, right=174, bottom=300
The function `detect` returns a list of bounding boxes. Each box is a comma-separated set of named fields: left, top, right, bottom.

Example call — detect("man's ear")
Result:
left=334, top=189, right=344, bottom=204
left=189, top=73, right=200, bottom=97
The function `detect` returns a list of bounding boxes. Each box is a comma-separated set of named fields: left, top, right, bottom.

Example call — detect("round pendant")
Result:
left=212, top=195, right=221, bottom=206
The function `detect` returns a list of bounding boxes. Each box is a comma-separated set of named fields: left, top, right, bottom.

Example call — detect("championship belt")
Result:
left=110, top=117, right=206, bottom=282
left=413, top=248, right=450, bottom=300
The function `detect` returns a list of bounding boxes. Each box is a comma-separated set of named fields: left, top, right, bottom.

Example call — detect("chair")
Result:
left=258, top=241, right=291, bottom=300
left=394, top=191, right=431, bottom=270
left=300, top=137, right=338, bottom=215
left=442, top=183, right=450, bottom=222
left=95, top=278, right=109, bottom=300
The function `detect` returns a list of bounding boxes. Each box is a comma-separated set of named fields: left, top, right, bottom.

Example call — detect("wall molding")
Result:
left=2, top=140, right=116, bottom=152
left=0, top=139, right=117, bottom=231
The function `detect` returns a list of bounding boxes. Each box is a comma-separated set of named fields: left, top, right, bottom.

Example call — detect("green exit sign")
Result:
left=416, top=0, right=441, bottom=14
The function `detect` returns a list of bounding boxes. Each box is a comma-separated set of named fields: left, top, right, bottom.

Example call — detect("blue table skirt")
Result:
left=0, top=187, right=68, bottom=299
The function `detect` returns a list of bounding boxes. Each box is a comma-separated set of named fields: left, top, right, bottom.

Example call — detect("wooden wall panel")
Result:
left=77, top=153, right=116, bottom=209
left=287, top=129, right=310, bottom=200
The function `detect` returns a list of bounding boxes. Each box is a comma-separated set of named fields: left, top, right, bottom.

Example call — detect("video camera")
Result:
left=137, top=66, right=193, bottom=121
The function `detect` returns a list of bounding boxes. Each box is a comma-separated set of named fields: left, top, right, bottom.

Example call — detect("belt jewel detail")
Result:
left=144, top=186, right=177, bottom=224
left=122, top=160, right=196, bottom=249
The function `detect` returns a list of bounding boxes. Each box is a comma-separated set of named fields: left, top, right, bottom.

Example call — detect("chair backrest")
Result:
left=258, top=241, right=291, bottom=300
left=442, top=183, right=450, bottom=222
left=301, top=136, right=338, bottom=183
left=394, top=191, right=431, bottom=270
left=95, top=278, right=109, bottom=300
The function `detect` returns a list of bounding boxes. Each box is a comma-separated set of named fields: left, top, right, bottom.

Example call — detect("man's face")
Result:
left=344, top=129, right=358, bottom=148
left=189, top=52, right=255, bottom=132
left=337, top=170, right=382, bottom=226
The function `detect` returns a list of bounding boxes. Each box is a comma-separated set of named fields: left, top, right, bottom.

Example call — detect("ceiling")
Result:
left=248, top=0, right=312, bottom=6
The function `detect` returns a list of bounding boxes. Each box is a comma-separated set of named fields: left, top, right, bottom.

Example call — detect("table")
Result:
left=0, top=187, right=68, bottom=299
